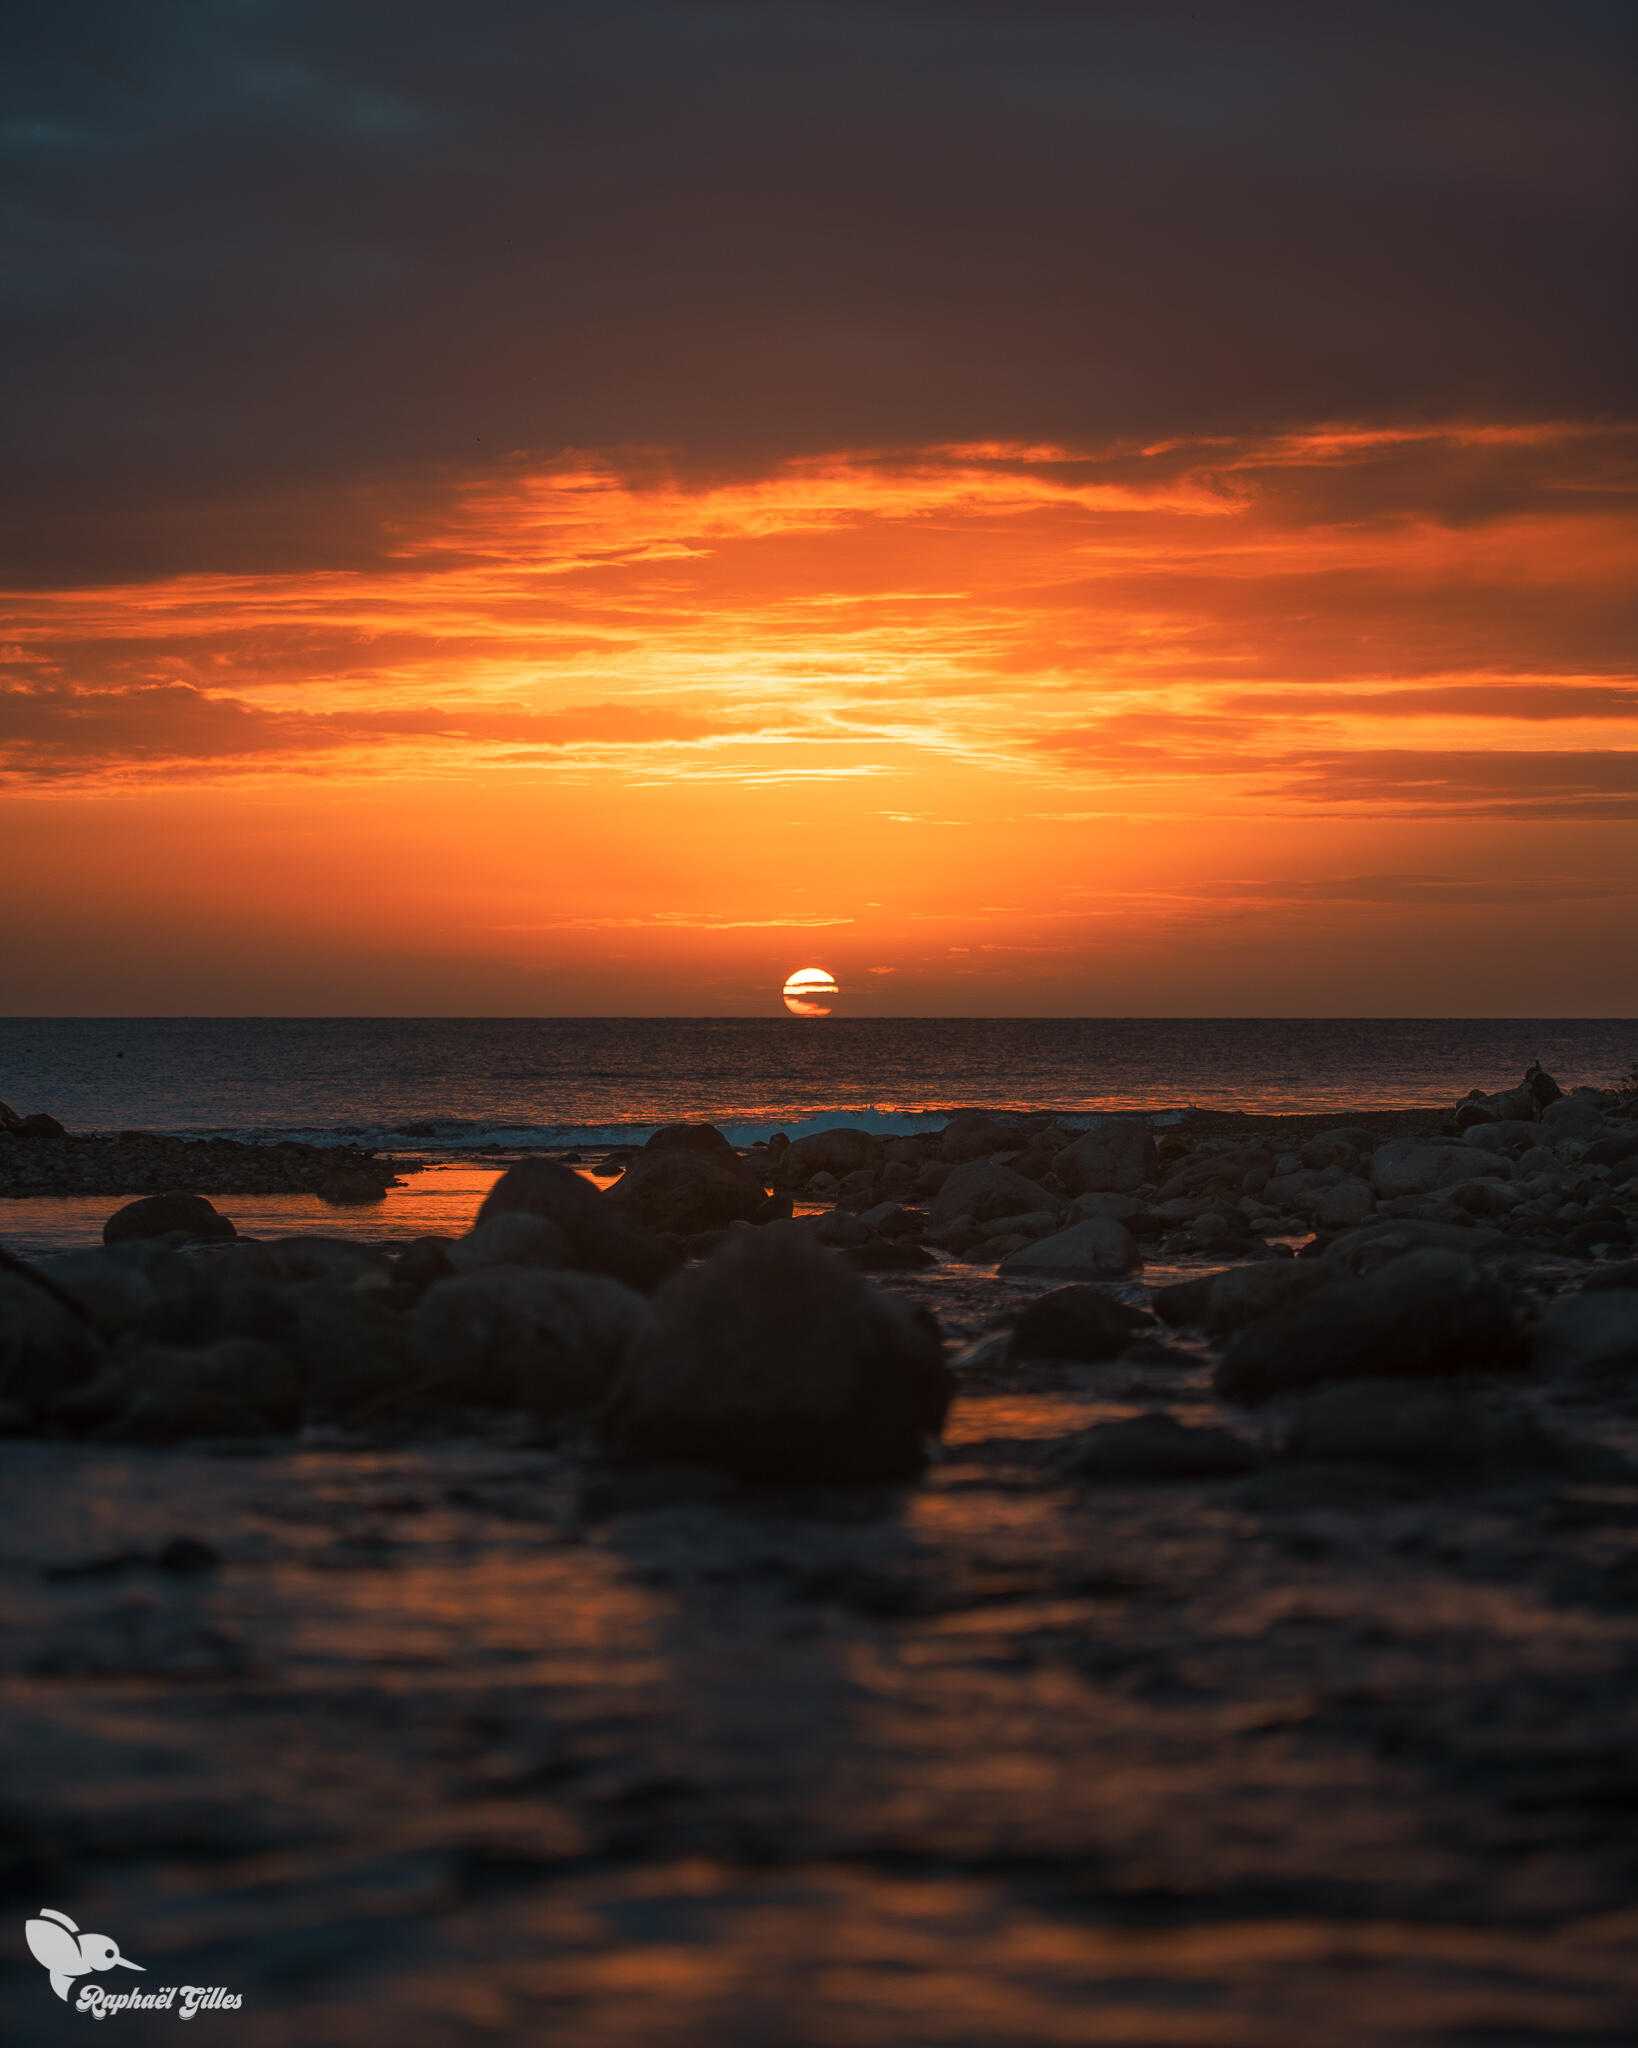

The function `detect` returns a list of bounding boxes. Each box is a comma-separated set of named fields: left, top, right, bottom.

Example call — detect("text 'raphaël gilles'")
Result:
left=77, top=1983, right=243, bottom=2018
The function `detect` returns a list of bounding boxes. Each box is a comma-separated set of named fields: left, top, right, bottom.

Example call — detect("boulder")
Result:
left=56, top=1338, right=301, bottom=1441
left=1067, top=1191, right=1141, bottom=1222
left=1312, top=1176, right=1375, bottom=1230
left=1216, top=1251, right=1528, bottom=1404
left=607, top=1148, right=767, bottom=1235
left=407, top=1267, right=653, bottom=1415
left=14, top=1113, right=67, bottom=1140
left=1058, top=1413, right=1261, bottom=1481
left=277, top=1279, right=409, bottom=1416
left=448, top=1212, right=573, bottom=1273
left=1321, top=1218, right=1510, bottom=1275
left=318, top=1169, right=387, bottom=1205
left=476, top=1160, right=677, bottom=1293
left=997, top=1216, right=1141, bottom=1280
left=600, top=1227, right=953, bottom=1482
left=1052, top=1119, right=1159, bottom=1197
left=1008, top=1285, right=1150, bottom=1363
left=782, top=1126, right=877, bottom=1180
left=1582, top=1131, right=1638, bottom=1170
left=0, top=1102, right=20, bottom=1131
left=1281, top=1379, right=1564, bottom=1478
left=929, top=1160, right=1063, bottom=1228
left=103, top=1192, right=236, bottom=1246
left=1532, top=1291, right=1638, bottom=1374
left=1298, top=1129, right=1380, bottom=1170
left=1152, top=1260, right=1336, bottom=1336
left=1463, top=1120, right=1546, bottom=1155
left=1370, top=1143, right=1509, bottom=1200
left=33, top=1243, right=176, bottom=1338
left=0, top=1268, right=103, bottom=1415
left=226, top=1235, right=391, bottom=1287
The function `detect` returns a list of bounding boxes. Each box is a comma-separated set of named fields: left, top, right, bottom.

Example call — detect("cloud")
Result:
left=1222, top=684, right=1638, bottom=720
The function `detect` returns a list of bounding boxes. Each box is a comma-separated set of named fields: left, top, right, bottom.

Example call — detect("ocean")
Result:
left=4, top=1015, right=1634, bottom=1149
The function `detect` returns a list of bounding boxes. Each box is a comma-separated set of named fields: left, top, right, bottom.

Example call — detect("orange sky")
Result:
left=5, top=423, right=1635, bottom=1013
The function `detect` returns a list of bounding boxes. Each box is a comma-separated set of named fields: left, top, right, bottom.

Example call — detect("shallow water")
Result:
left=4, top=1257, right=1636, bottom=2045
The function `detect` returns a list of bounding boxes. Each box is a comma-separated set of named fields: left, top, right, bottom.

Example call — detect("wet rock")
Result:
left=1581, top=1260, right=1638, bottom=1292
left=607, top=1125, right=769, bottom=1234
left=0, top=1270, right=103, bottom=1415
left=1057, top=1412, right=1261, bottom=1481
left=58, top=1338, right=302, bottom=1440
left=1008, top=1284, right=1151, bottom=1362
left=929, top=1161, right=1063, bottom=1228
left=1532, top=1291, right=1638, bottom=1374
left=839, top=1239, right=937, bottom=1271
left=448, top=1212, right=575, bottom=1274
left=317, top=1169, right=387, bottom=1205
left=103, top=1192, right=236, bottom=1246
left=477, top=1160, right=677, bottom=1293
left=33, top=1243, right=176, bottom=1338
left=1216, top=1251, right=1528, bottom=1404
left=1370, top=1143, right=1509, bottom=1200
left=601, top=1227, right=952, bottom=1482
left=782, top=1127, right=876, bottom=1180
left=277, top=1279, right=410, bottom=1416
left=407, top=1268, right=652, bottom=1415
left=1066, top=1191, right=1141, bottom=1222
left=1052, top=1119, right=1159, bottom=1196
left=997, top=1216, right=1141, bottom=1280
left=1281, top=1380, right=1569, bottom=1478
left=1321, top=1218, right=1509, bottom=1275
left=1152, top=1260, right=1336, bottom=1336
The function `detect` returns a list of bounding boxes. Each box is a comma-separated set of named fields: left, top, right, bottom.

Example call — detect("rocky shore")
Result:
left=3, top=1068, right=1637, bottom=2041
left=0, top=1099, right=407, bottom=1202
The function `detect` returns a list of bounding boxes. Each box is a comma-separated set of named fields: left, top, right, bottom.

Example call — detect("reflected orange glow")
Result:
left=2, top=424, right=1634, bottom=1011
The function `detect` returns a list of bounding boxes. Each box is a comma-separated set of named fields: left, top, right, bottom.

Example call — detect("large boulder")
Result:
left=276, top=1279, right=410, bottom=1417
left=476, top=1160, right=677, bottom=1292
left=55, top=1338, right=302, bottom=1441
left=1058, top=1414, right=1261, bottom=1481
left=997, top=1216, right=1141, bottom=1280
left=938, top=1109, right=1042, bottom=1164
left=407, top=1267, right=653, bottom=1416
left=0, top=1268, right=103, bottom=1416
left=1532, top=1291, right=1638, bottom=1374
left=448, top=1212, right=573, bottom=1273
left=1008, top=1285, right=1150, bottom=1362
left=928, top=1160, right=1063, bottom=1228
left=600, top=1228, right=952, bottom=1482
left=608, top=1134, right=768, bottom=1235
left=1152, top=1260, right=1336, bottom=1336
left=33, top=1242, right=177, bottom=1338
left=782, top=1126, right=877, bottom=1180
left=103, top=1192, right=236, bottom=1246
left=1321, top=1218, right=1510, bottom=1275
left=1370, top=1143, right=1509, bottom=1200
left=1052, top=1119, right=1159, bottom=1196
left=1216, top=1250, right=1528, bottom=1404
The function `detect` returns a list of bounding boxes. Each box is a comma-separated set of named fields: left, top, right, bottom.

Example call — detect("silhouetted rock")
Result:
left=477, top=1159, right=677, bottom=1292
left=997, top=1216, right=1141, bottom=1279
left=1052, top=1119, right=1159, bottom=1196
left=601, top=1227, right=952, bottom=1482
left=13, top=1113, right=67, bottom=1141
left=609, top=1147, right=768, bottom=1235
left=1009, top=1284, right=1150, bottom=1362
left=783, top=1127, right=876, bottom=1179
left=448, top=1211, right=574, bottom=1273
left=1152, top=1260, right=1335, bottom=1335
left=929, top=1160, right=1063, bottom=1227
left=1217, top=1251, right=1528, bottom=1403
left=103, top=1192, right=236, bottom=1246
left=407, top=1268, right=652, bottom=1415
left=1280, top=1380, right=1568, bottom=1478
left=0, top=1268, right=103, bottom=1416
left=317, top=1169, right=387, bottom=1205
left=57, top=1338, right=302, bottom=1440
left=1058, top=1413, right=1261, bottom=1480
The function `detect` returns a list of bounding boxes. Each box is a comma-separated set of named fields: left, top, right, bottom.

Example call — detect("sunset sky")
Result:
left=5, top=2, right=1635, bottom=1015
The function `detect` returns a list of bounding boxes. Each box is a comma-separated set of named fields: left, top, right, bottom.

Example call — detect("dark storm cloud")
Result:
left=2, top=0, right=1633, bottom=580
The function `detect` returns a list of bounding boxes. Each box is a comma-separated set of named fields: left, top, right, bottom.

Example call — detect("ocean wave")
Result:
left=127, top=1102, right=1196, bottom=1152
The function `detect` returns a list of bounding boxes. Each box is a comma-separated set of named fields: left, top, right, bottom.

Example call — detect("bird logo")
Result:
left=25, top=1908, right=145, bottom=2002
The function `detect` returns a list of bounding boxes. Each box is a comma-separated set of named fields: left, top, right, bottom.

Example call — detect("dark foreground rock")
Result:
left=600, top=1227, right=953, bottom=1481
left=1057, top=1412, right=1262, bottom=1481
left=1217, top=1250, right=1530, bottom=1403
left=477, top=1159, right=678, bottom=1292
left=607, top=1124, right=772, bottom=1235
left=1009, top=1284, right=1151, bottom=1362
left=103, top=1191, right=237, bottom=1246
